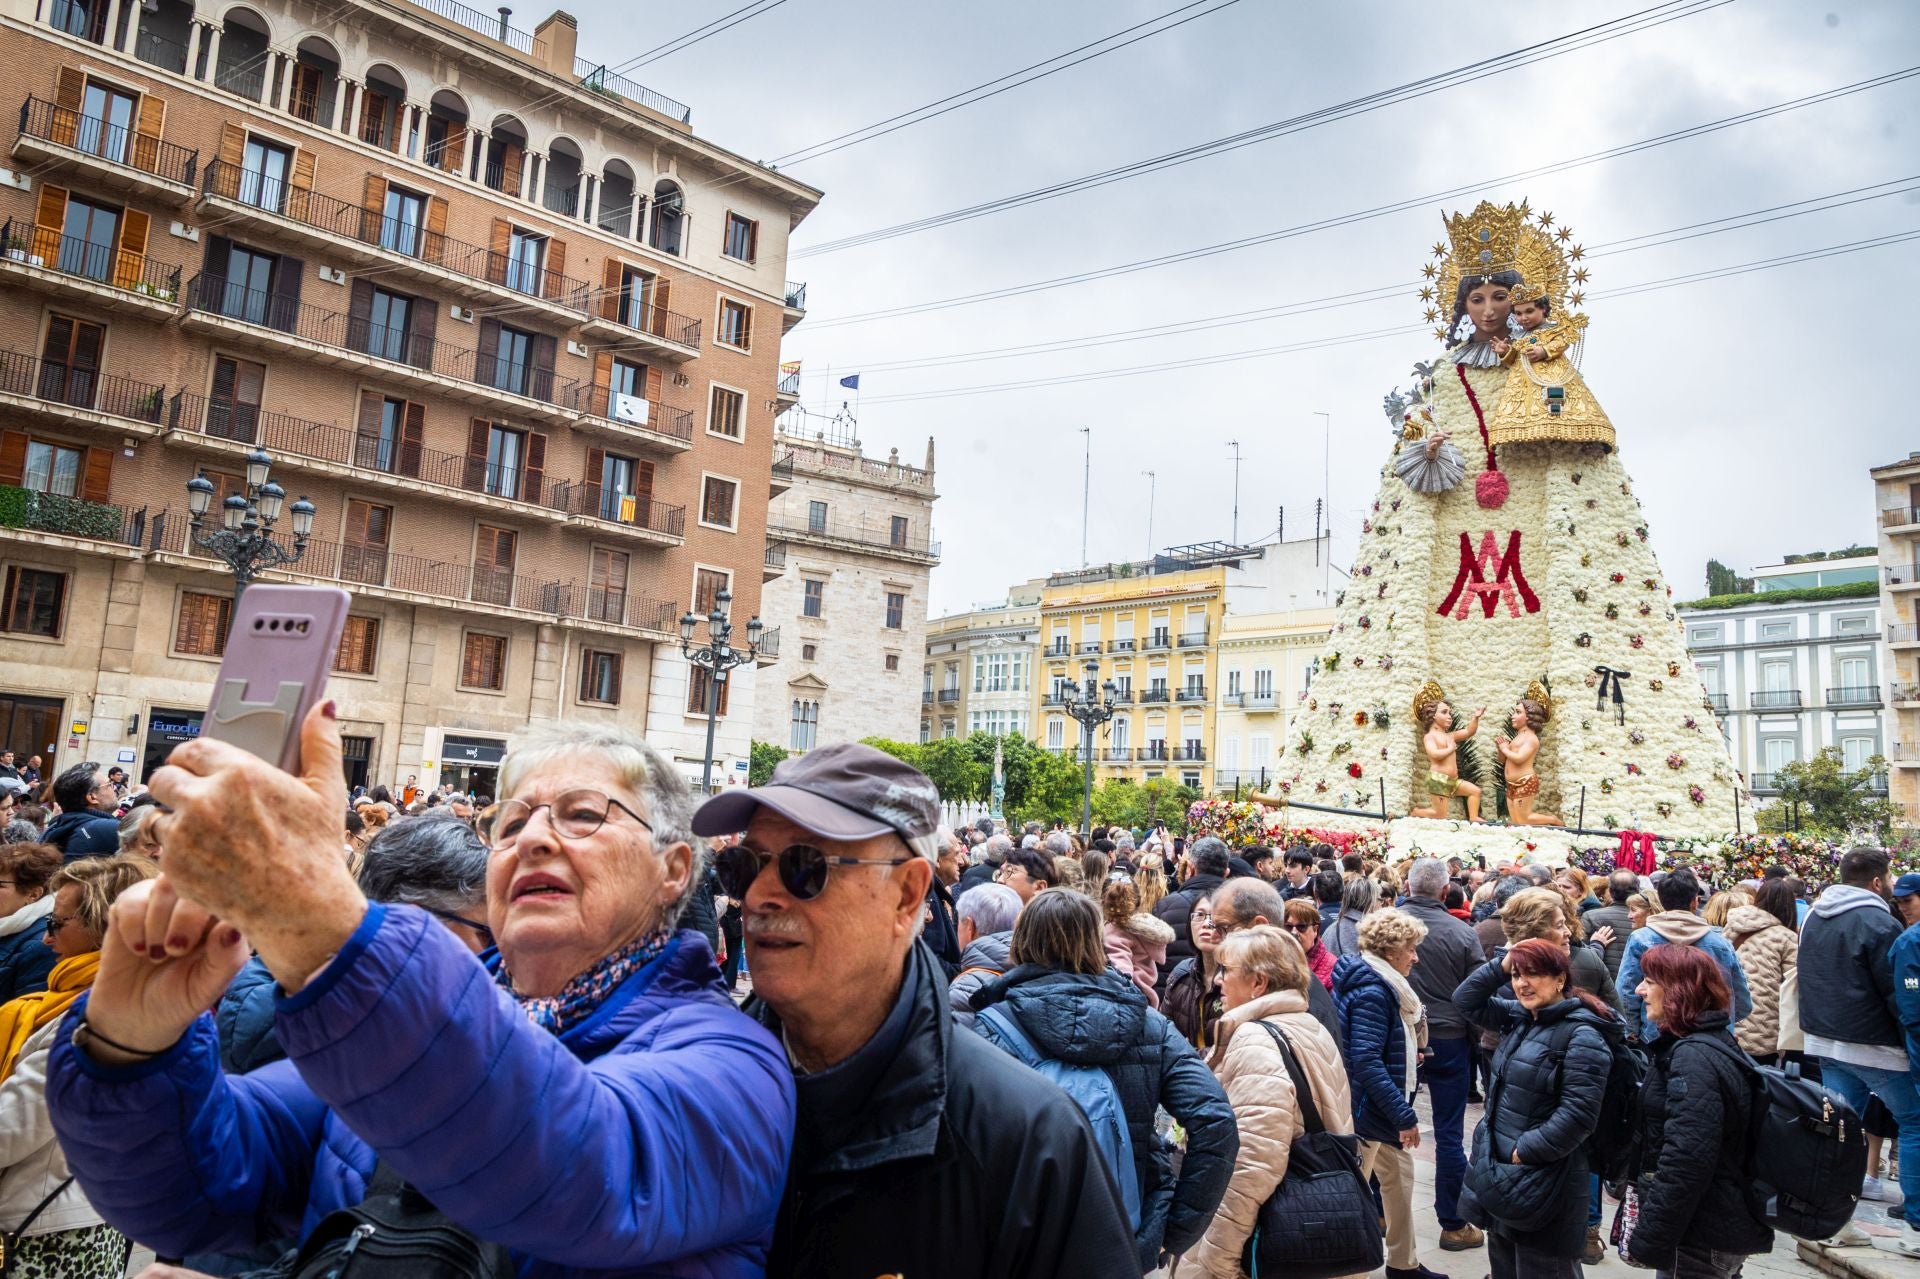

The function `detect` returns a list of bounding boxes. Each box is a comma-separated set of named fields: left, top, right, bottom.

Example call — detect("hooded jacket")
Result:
left=1184, top=990, right=1351, bottom=1278
left=1104, top=912, right=1175, bottom=1008
left=1616, top=911, right=1753, bottom=1041
left=48, top=905, right=794, bottom=1278
left=1797, top=883, right=1903, bottom=1058
left=0, top=898, right=55, bottom=1005
left=40, top=810, right=117, bottom=861
left=1628, top=1011, right=1773, bottom=1267
left=1722, top=905, right=1798, bottom=1058
left=971, top=965, right=1236, bottom=1273
left=751, top=945, right=1140, bottom=1278
left=1332, top=952, right=1418, bottom=1143
left=947, top=930, right=1014, bottom=1029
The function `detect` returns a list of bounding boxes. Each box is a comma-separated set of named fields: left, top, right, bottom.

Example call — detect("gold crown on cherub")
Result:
left=1521, top=678, right=1553, bottom=725
left=1413, top=680, right=1446, bottom=728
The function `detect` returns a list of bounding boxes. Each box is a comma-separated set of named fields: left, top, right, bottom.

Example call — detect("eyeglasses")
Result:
left=1190, top=909, right=1214, bottom=926
left=1283, top=921, right=1315, bottom=934
left=1212, top=915, right=1243, bottom=937
left=427, top=908, right=495, bottom=949
left=715, top=842, right=912, bottom=902
left=476, top=789, right=651, bottom=849
left=42, top=913, right=77, bottom=935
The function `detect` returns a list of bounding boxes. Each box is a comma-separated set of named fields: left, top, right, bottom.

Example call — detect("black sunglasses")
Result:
left=715, top=842, right=911, bottom=901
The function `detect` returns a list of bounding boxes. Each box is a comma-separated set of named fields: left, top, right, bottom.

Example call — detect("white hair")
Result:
left=1407, top=857, right=1450, bottom=900
left=957, top=883, right=1022, bottom=935
left=1020, top=834, right=1041, bottom=850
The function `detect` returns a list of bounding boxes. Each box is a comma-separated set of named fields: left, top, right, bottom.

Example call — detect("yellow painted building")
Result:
left=1036, top=562, right=1227, bottom=792
left=1213, top=608, right=1337, bottom=794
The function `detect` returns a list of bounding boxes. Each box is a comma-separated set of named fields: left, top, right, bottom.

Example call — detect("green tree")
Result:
left=1008, top=748, right=1086, bottom=829
left=916, top=736, right=986, bottom=804
left=1091, top=776, right=1198, bottom=835
left=1705, top=558, right=1753, bottom=596
left=1755, top=746, right=1897, bottom=839
left=747, top=740, right=788, bottom=787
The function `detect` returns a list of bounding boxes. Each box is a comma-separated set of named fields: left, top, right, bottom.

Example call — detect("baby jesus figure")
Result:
left=1483, top=290, right=1615, bottom=450
left=1494, top=698, right=1563, bottom=827
left=1411, top=685, right=1483, bottom=822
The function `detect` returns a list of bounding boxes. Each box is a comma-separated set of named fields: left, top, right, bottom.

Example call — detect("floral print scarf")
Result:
left=499, top=928, right=671, bottom=1036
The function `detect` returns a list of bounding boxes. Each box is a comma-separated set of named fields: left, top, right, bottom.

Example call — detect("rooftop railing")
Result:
left=767, top=515, right=938, bottom=557
left=411, top=0, right=547, bottom=59
left=574, top=58, right=692, bottom=124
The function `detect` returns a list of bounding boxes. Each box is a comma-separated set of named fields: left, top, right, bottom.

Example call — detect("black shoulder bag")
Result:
left=1241, top=1022, right=1384, bottom=1279
left=0, top=1176, right=73, bottom=1276
left=245, top=1162, right=515, bottom=1279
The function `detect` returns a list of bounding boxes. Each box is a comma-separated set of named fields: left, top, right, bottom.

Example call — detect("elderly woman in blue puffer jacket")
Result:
left=46, top=715, right=793, bottom=1277
left=971, top=888, right=1237, bottom=1276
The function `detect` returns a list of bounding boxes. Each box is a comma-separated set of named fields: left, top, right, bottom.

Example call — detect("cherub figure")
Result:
left=1411, top=681, right=1482, bottom=821
left=1495, top=688, right=1563, bottom=827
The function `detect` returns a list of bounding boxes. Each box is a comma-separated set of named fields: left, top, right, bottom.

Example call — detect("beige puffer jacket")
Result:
left=1724, top=904, right=1797, bottom=1057
left=1184, top=989, right=1356, bottom=1278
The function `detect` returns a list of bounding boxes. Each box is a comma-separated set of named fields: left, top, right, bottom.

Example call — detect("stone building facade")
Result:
left=921, top=584, right=1044, bottom=742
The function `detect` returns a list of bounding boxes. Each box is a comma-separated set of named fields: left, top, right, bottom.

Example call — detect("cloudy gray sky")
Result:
left=568, top=0, right=1919, bottom=616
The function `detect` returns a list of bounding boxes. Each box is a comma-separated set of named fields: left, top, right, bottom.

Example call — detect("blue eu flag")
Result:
left=839, top=374, right=861, bottom=390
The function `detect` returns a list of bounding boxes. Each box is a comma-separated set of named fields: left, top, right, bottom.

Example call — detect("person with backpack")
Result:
left=1626, top=942, right=1775, bottom=1276
left=1453, top=938, right=1621, bottom=1279
left=1187, top=923, right=1371, bottom=1278
left=970, top=888, right=1237, bottom=1275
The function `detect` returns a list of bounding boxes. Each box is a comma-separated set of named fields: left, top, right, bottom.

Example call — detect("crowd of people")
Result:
left=0, top=719, right=1897, bottom=1276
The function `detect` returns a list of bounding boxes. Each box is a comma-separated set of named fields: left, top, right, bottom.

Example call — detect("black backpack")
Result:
left=1240, top=1022, right=1384, bottom=1279
left=245, top=1162, right=515, bottom=1279
left=1688, top=1035, right=1866, bottom=1241
left=1582, top=1014, right=1650, bottom=1185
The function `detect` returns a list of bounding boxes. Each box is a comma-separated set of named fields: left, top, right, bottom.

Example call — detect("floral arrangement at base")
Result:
left=1568, top=831, right=1920, bottom=886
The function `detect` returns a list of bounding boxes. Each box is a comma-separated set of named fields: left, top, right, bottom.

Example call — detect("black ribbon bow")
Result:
left=1594, top=666, right=1631, bottom=724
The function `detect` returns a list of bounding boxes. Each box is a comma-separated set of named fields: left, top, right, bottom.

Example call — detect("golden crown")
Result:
left=1417, top=199, right=1592, bottom=340
left=1523, top=678, right=1553, bottom=723
left=1413, top=680, right=1446, bottom=727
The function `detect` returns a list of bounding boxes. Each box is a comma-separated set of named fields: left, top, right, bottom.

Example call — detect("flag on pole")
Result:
left=780, top=360, right=802, bottom=375
left=839, top=374, right=861, bottom=390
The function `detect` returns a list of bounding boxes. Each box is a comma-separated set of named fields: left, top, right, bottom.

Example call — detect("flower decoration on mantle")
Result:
left=1604, top=603, right=1620, bottom=619
left=1668, top=662, right=1682, bottom=678
left=1348, top=762, right=1364, bottom=779
left=1616, top=532, right=1631, bottom=547
left=1689, top=784, right=1707, bottom=805
left=1354, top=711, right=1370, bottom=727
left=1630, top=635, right=1646, bottom=649
left=1576, top=632, right=1593, bottom=648
left=1573, top=588, right=1590, bottom=604
left=1610, top=572, right=1626, bottom=583
left=1626, top=762, right=1644, bottom=776
left=1656, top=801, right=1675, bottom=818
left=1667, top=753, right=1687, bottom=770
left=1649, top=678, right=1664, bottom=691
left=1629, top=730, right=1646, bottom=746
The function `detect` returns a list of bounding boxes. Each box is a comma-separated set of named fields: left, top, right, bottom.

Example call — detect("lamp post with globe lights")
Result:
left=184, top=448, right=315, bottom=599
left=1061, top=657, right=1119, bottom=838
left=679, top=588, right=762, bottom=794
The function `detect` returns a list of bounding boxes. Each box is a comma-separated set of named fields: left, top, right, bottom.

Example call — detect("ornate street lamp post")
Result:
left=185, top=448, right=315, bottom=598
left=1061, top=656, right=1118, bottom=838
left=679, top=588, right=762, bottom=794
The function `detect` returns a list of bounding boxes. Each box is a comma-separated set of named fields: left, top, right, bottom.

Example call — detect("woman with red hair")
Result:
left=1626, top=943, right=1772, bottom=1276
left=1454, top=937, right=1622, bottom=1278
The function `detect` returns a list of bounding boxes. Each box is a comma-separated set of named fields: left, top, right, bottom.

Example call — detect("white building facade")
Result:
left=1213, top=607, right=1335, bottom=794
left=922, top=585, right=1043, bottom=743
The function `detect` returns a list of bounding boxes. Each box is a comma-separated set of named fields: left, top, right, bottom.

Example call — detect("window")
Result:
left=599, top=453, right=647, bottom=523
left=491, top=324, right=535, bottom=396
left=588, top=547, right=628, bottom=624
left=717, top=298, right=751, bottom=349
left=333, top=615, right=380, bottom=675
left=58, top=194, right=119, bottom=282
left=802, top=578, right=824, bottom=618
left=505, top=229, right=545, bottom=294
left=1226, top=668, right=1242, bottom=697
left=1761, top=661, right=1792, bottom=693
left=22, top=441, right=83, bottom=497
left=790, top=699, right=819, bottom=751
left=1836, top=614, right=1871, bottom=635
left=39, top=315, right=101, bottom=408
left=219, top=245, right=276, bottom=325
left=472, top=525, right=517, bottom=607
left=608, top=358, right=648, bottom=422
left=579, top=650, right=622, bottom=704
left=885, top=653, right=900, bottom=671
left=1759, top=620, right=1793, bottom=640
left=693, top=567, right=729, bottom=615
left=240, top=136, right=290, bottom=211
left=1111, top=717, right=1129, bottom=750
left=886, top=591, right=905, bottom=629
left=0, top=567, right=65, bottom=637
left=890, top=516, right=909, bottom=548
left=1842, top=736, right=1876, bottom=772
left=687, top=665, right=730, bottom=715
left=381, top=185, right=425, bottom=257
left=484, top=425, right=524, bottom=498
left=708, top=385, right=744, bottom=439
left=1839, top=655, right=1871, bottom=692
left=1250, top=734, right=1271, bottom=768
left=461, top=632, right=508, bottom=691
left=700, top=476, right=738, bottom=530
left=364, top=287, right=412, bottom=362
left=723, top=212, right=758, bottom=262
left=1688, top=626, right=1721, bottom=645
left=618, top=267, right=657, bottom=331
left=1047, top=719, right=1065, bottom=749
left=802, top=643, right=817, bottom=661
left=77, top=81, right=135, bottom=164
left=1762, top=737, right=1797, bottom=772
left=207, top=356, right=265, bottom=442
left=341, top=500, right=391, bottom=586
left=807, top=500, right=828, bottom=533
left=1253, top=668, right=1273, bottom=698
left=357, top=397, right=406, bottom=473
left=174, top=591, right=233, bottom=657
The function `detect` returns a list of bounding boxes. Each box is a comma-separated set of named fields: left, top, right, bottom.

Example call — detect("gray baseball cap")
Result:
left=691, top=742, right=941, bottom=854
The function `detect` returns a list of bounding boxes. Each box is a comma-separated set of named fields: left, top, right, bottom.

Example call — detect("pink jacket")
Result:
left=1104, top=913, right=1175, bottom=1008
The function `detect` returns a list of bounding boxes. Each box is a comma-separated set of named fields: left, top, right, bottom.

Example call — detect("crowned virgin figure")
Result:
left=1278, top=201, right=1744, bottom=840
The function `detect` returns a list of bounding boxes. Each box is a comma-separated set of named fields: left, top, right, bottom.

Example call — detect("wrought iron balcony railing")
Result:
left=18, top=96, right=199, bottom=187
left=0, top=345, right=166, bottom=423
left=559, top=382, right=694, bottom=443
left=546, top=480, right=685, bottom=537
left=1, top=220, right=180, bottom=299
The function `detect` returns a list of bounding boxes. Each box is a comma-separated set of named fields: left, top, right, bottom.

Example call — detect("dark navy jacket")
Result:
left=1332, top=952, right=1418, bottom=1142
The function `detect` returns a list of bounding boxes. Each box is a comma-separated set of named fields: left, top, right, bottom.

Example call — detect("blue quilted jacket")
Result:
left=45, top=903, right=794, bottom=1277
left=1332, top=953, right=1418, bottom=1143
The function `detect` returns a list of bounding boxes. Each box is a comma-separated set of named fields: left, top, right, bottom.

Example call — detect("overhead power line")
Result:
left=792, top=0, right=1733, bottom=259
left=511, top=0, right=791, bottom=119
left=804, top=68, right=1920, bottom=328
left=771, top=0, right=1247, bottom=167
left=847, top=229, right=1920, bottom=405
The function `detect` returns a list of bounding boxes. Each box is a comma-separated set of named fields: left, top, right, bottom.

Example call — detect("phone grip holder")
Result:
left=209, top=678, right=307, bottom=766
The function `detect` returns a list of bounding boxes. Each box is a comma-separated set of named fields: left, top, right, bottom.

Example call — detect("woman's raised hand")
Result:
left=81, top=877, right=248, bottom=1064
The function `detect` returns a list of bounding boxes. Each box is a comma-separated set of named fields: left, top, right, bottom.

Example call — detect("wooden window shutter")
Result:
left=130, top=93, right=165, bottom=174
left=32, top=184, right=68, bottom=264
left=360, top=174, right=389, bottom=244
left=347, top=279, right=373, bottom=350
left=422, top=196, right=448, bottom=265
left=399, top=401, right=424, bottom=478
left=0, top=432, right=28, bottom=486
left=600, top=258, right=621, bottom=322
left=544, top=238, right=567, bottom=300
left=218, top=124, right=246, bottom=177
left=287, top=149, right=316, bottom=219
left=406, top=293, right=436, bottom=370
left=50, top=68, right=83, bottom=146
left=522, top=431, right=546, bottom=505
left=487, top=220, right=510, bottom=286
left=202, top=233, right=231, bottom=281
left=651, top=277, right=672, bottom=337
left=584, top=446, right=605, bottom=512
left=476, top=319, right=499, bottom=378
left=442, top=123, right=465, bottom=174
left=354, top=388, right=382, bottom=445
left=635, top=459, right=654, bottom=504
left=268, top=253, right=303, bottom=333
left=498, top=143, right=523, bottom=197
left=531, top=334, right=556, bottom=400
left=464, top=419, right=491, bottom=491
left=591, top=351, right=611, bottom=398
left=476, top=526, right=516, bottom=574
left=111, top=208, right=149, bottom=290
left=460, top=633, right=485, bottom=686
left=645, top=365, right=663, bottom=404
left=82, top=446, right=113, bottom=502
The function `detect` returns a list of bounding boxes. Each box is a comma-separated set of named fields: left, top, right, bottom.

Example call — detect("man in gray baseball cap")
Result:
left=691, top=742, right=1134, bottom=1278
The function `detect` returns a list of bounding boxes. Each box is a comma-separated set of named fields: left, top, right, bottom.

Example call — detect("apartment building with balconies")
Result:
left=1679, top=552, right=1884, bottom=810
left=0, top=0, right=819, bottom=790
left=1874, top=452, right=1920, bottom=822
left=921, top=583, right=1044, bottom=744
left=751, top=414, right=938, bottom=753
left=1213, top=605, right=1334, bottom=794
